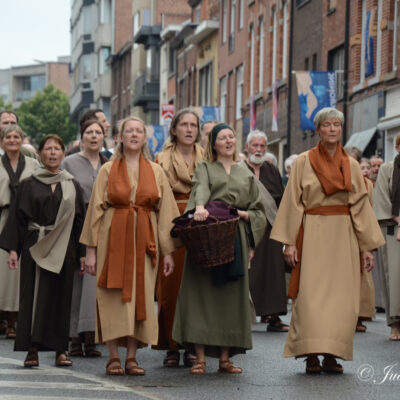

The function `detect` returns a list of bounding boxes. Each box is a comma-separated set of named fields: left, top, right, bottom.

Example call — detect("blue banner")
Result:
left=365, top=10, right=374, bottom=77
left=295, top=71, right=337, bottom=131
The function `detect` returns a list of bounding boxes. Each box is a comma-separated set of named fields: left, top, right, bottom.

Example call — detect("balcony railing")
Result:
left=132, top=71, right=159, bottom=111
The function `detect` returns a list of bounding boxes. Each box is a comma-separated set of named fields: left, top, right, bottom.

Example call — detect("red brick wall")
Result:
left=114, top=0, right=132, bottom=55
left=47, top=63, right=70, bottom=96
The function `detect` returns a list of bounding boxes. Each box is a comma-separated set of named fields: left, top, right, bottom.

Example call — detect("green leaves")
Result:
left=16, top=84, right=77, bottom=146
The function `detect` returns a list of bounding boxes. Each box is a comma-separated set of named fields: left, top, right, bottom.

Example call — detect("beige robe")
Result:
left=372, top=162, right=400, bottom=325
left=270, top=152, right=384, bottom=360
left=359, top=178, right=376, bottom=319
left=0, top=156, right=39, bottom=311
left=80, top=161, right=180, bottom=345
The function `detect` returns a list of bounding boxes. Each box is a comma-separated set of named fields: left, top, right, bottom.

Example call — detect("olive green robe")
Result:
left=172, top=161, right=266, bottom=358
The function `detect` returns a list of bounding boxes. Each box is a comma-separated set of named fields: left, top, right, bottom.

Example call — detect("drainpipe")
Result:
left=342, top=0, right=350, bottom=144
left=286, top=0, right=295, bottom=158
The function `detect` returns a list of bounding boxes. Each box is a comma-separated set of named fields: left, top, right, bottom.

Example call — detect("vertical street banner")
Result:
left=295, top=71, right=337, bottom=131
left=192, top=106, right=221, bottom=123
left=365, top=9, right=375, bottom=78
left=161, top=104, right=175, bottom=130
left=271, top=81, right=279, bottom=132
left=146, top=125, right=169, bottom=157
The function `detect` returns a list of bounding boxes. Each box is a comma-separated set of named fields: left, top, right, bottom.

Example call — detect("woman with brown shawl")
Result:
left=0, top=125, right=39, bottom=339
left=153, top=108, right=204, bottom=367
left=80, top=116, right=180, bottom=376
left=271, top=108, right=384, bottom=374
left=0, top=134, right=85, bottom=367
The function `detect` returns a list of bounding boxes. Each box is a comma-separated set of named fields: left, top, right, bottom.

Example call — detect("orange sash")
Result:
left=309, top=141, right=352, bottom=196
left=288, top=205, right=350, bottom=299
left=98, top=154, right=158, bottom=321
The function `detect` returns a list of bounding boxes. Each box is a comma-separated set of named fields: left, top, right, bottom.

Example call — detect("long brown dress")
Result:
left=153, top=143, right=204, bottom=350
left=270, top=150, right=384, bottom=360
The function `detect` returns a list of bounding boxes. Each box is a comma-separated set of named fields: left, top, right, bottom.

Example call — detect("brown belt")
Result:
left=288, top=205, right=350, bottom=299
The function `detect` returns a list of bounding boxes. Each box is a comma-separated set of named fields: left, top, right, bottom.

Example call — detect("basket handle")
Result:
left=188, top=214, right=219, bottom=226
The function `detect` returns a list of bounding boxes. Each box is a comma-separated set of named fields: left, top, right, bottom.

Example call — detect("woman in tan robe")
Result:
left=81, top=116, right=180, bottom=376
left=356, top=158, right=376, bottom=332
left=0, top=125, right=39, bottom=339
left=271, top=108, right=384, bottom=374
left=154, top=108, right=204, bottom=367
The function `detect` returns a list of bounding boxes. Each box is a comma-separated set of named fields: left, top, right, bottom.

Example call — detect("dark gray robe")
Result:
left=245, top=161, right=287, bottom=317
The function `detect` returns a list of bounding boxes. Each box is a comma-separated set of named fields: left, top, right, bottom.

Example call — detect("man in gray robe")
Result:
left=243, top=130, right=288, bottom=332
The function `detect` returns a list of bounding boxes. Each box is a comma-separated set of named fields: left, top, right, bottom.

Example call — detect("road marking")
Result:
left=0, top=356, right=167, bottom=400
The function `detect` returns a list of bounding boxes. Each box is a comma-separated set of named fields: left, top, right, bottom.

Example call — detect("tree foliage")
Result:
left=17, top=84, right=77, bottom=146
left=0, top=97, right=14, bottom=113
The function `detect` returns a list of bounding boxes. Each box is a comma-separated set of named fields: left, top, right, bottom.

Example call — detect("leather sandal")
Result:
left=322, top=356, right=343, bottom=374
left=5, top=327, right=16, bottom=339
left=84, top=344, right=102, bottom=357
left=55, top=352, right=73, bottom=367
left=190, top=361, right=206, bottom=375
left=106, top=357, right=124, bottom=375
left=69, top=341, right=84, bottom=357
left=163, top=350, right=180, bottom=367
left=218, top=359, right=242, bottom=374
left=267, top=317, right=289, bottom=332
left=24, top=349, right=39, bottom=368
left=183, top=351, right=196, bottom=368
left=125, top=357, right=145, bottom=375
left=305, top=356, right=321, bottom=374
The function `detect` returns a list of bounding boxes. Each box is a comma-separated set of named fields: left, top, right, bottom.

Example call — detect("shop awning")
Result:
left=344, top=127, right=376, bottom=152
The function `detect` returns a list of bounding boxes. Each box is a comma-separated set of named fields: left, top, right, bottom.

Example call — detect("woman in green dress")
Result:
left=172, top=123, right=266, bottom=375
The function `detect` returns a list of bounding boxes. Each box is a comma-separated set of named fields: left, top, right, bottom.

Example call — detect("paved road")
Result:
left=0, top=312, right=399, bottom=400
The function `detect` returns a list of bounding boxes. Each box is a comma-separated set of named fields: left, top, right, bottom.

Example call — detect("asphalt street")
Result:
left=0, top=311, right=399, bottom=400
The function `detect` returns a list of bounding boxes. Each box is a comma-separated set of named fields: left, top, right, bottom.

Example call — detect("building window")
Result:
left=169, top=47, right=176, bottom=74
left=282, top=1, right=289, bottom=79
left=133, top=12, right=140, bottom=50
left=328, top=45, right=344, bottom=99
left=195, top=5, right=201, bottom=24
left=99, top=47, right=110, bottom=75
left=328, top=0, right=337, bottom=13
left=249, top=23, right=255, bottom=95
left=81, top=54, right=92, bottom=81
left=296, top=0, right=310, bottom=8
left=199, top=63, right=213, bottom=106
left=239, top=0, right=244, bottom=29
left=142, top=9, right=151, bottom=26
left=271, top=7, right=278, bottom=84
left=220, top=76, right=227, bottom=122
left=83, top=5, right=92, bottom=34
left=258, top=16, right=264, bottom=93
left=146, top=49, right=152, bottom=78
left=0, top=84, right=9, bottom=103
left=222, top=0, right=228, bottom=43
left=229, top=0, right=236, bottom=52
left=100, top=0, right=112, bottom=24
left=304, top=57, right=309, bottom=70
left=236, top=65, right=244, bottom=120
left=312, top=53, right=317, bottom=70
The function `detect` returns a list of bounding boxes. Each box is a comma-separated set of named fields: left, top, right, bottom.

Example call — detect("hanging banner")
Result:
left=146, top=125, right=169, bottom=157
left=365, top=9, right=375, bottom=78
left=192, top=106, right=221, bottom=123
left=161, top=104, right=175, bottom=129
left=295, top=71, right=337, bottom=131
left=271, top=81, right=279, bottom=132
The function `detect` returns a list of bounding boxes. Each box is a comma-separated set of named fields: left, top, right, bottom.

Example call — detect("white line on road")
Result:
left=0, top=356, right=168, bottom=400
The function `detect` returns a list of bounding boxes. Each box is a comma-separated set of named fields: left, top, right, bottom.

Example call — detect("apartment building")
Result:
left=0, top=59, right=69, bottom=109
left=70, top=0, right=112, bottom=126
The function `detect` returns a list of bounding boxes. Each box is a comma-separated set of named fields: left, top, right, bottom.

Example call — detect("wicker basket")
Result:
left=173, top=215, right=240, bottom=267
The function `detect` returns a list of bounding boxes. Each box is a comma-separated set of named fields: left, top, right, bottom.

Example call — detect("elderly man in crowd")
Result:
left=368, top=155, right=385, bottom=313
left=242, top=130, right=288, bottom=332
left=370, top=155, right=383, bottom=185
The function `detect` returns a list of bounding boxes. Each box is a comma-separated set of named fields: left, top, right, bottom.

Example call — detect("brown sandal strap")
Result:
left=125, top=357, right=145, bottom=375
left=190, top=361, right=206, bottom=374
left=106, top=358, right=124, bottom=375
left=106, top=357, right=122, bottom=368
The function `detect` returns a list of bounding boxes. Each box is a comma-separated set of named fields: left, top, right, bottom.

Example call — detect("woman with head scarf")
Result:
left=80, top=116, right=180, bottom=376
left=0, top=134, right=85, bottom=367
left=271, top=107, right=384, bottom=374
left=172, top=123, right=266, bottom=375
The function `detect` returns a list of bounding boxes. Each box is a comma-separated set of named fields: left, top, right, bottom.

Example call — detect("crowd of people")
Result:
left=0, top=105, right=397, bottom=376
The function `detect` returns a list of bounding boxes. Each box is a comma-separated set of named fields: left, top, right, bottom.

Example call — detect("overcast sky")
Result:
left=0, top=0, right=71, bottom=69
